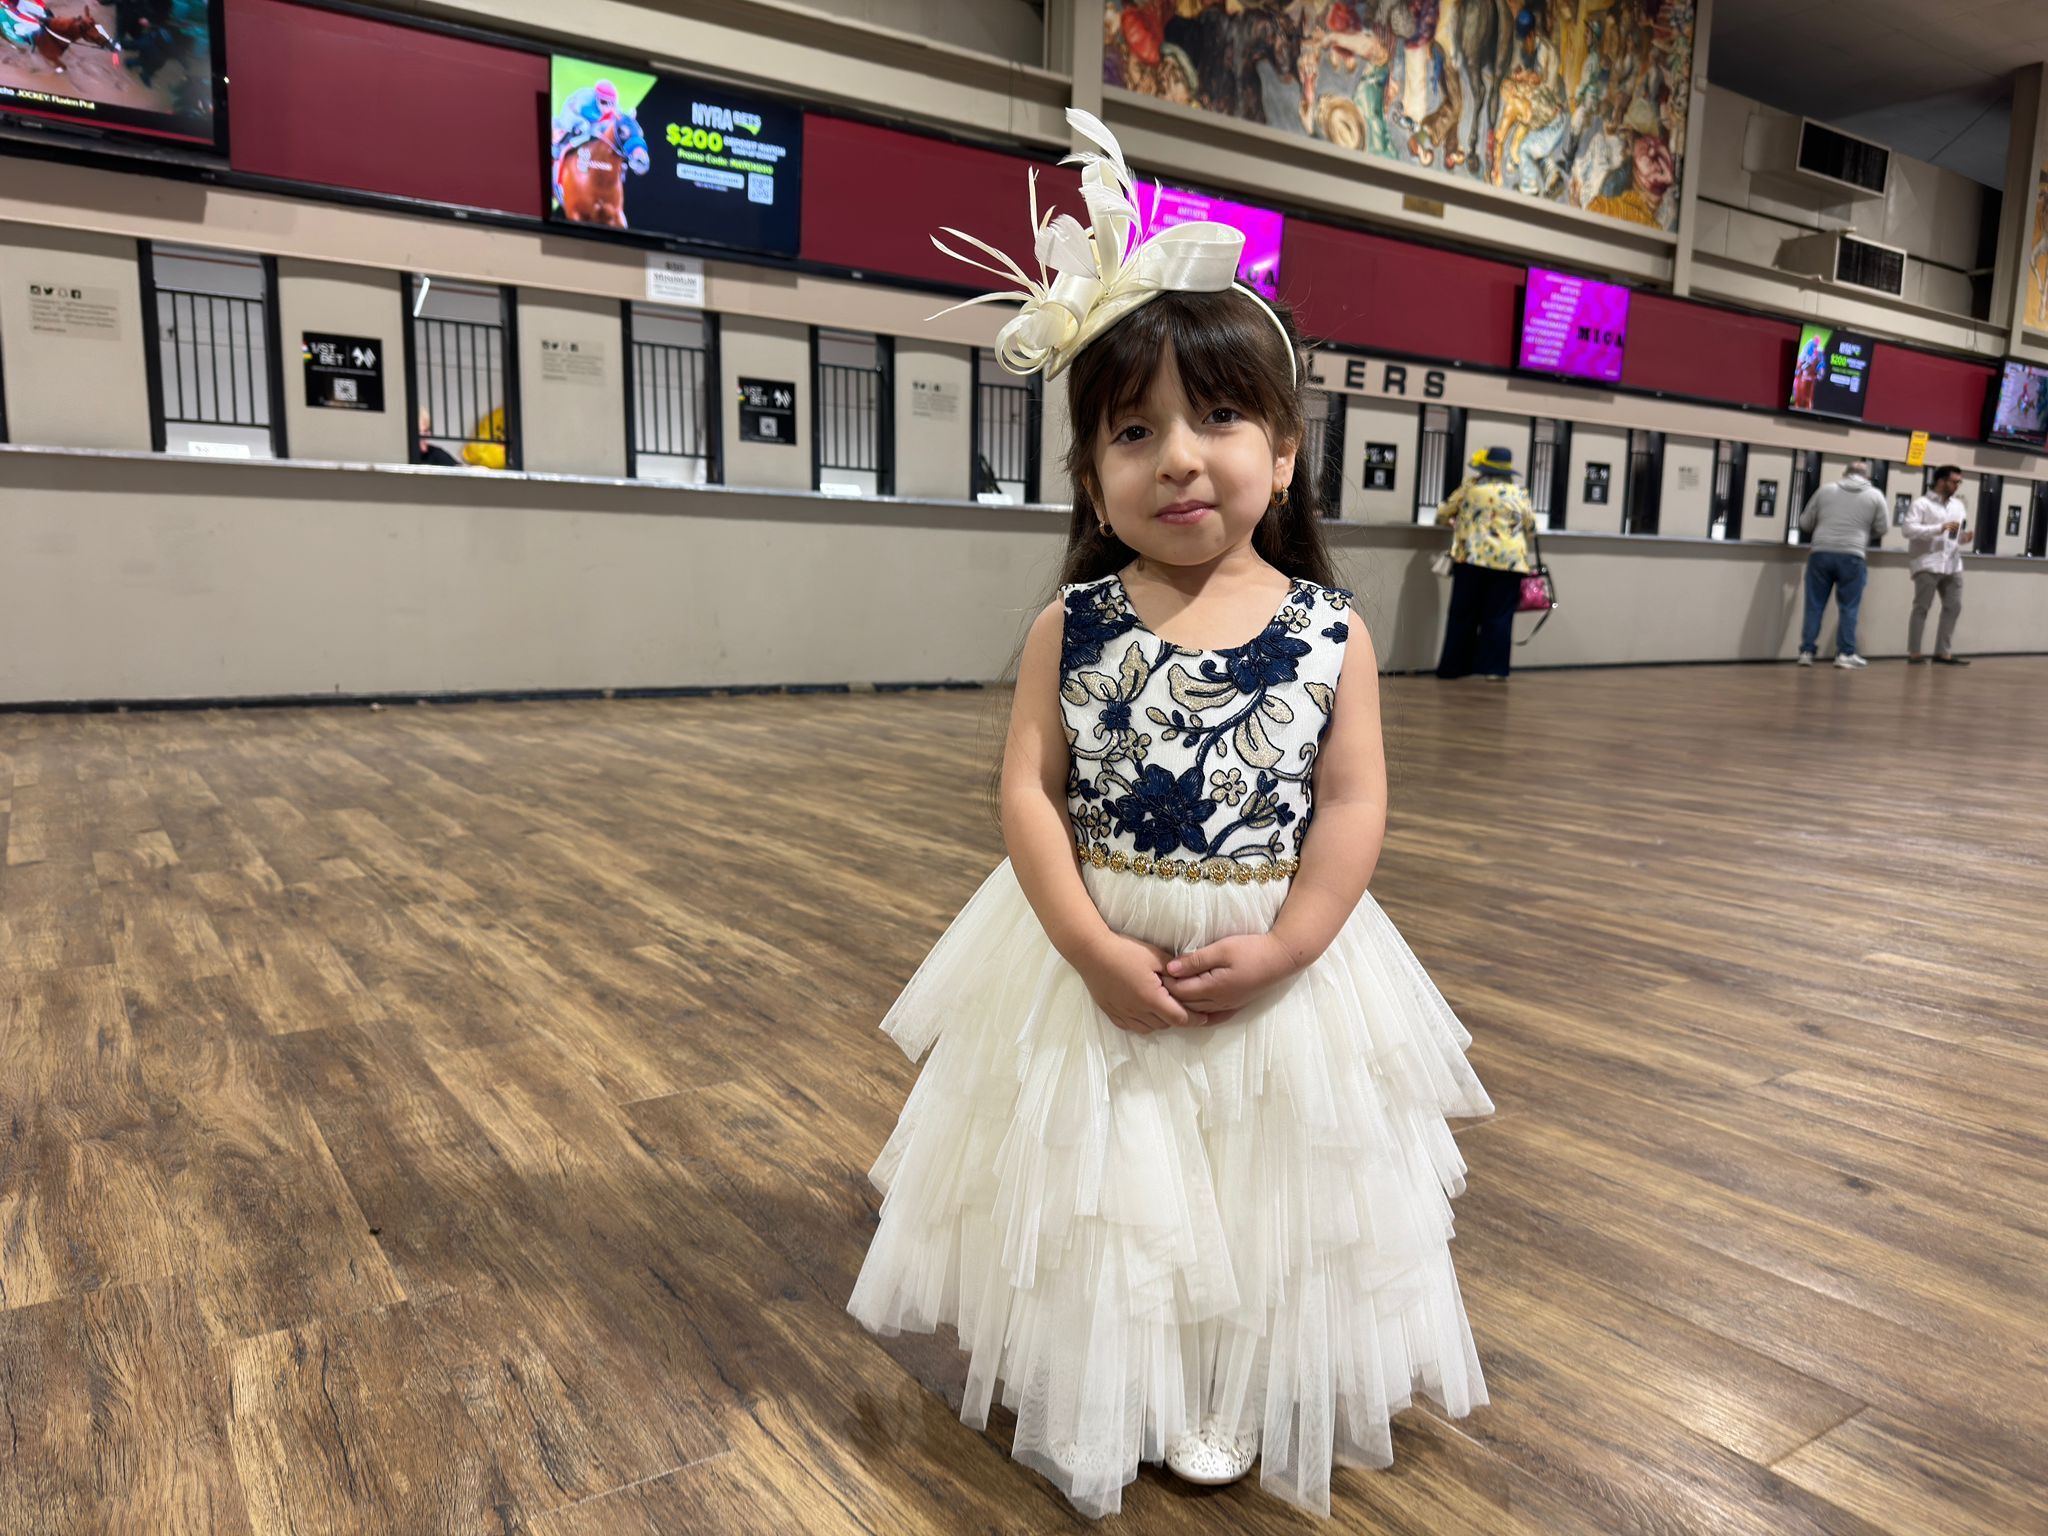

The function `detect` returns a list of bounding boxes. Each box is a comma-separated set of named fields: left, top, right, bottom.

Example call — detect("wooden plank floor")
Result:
left=2, top=659, right=2045, bottom=1534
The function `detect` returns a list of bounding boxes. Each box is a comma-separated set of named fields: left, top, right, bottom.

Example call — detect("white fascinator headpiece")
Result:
left=930, top=108, right=1296, bottom=383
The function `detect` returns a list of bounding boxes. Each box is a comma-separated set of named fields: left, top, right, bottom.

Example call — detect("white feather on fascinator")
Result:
left=930, top=108, right=1296, bottom=381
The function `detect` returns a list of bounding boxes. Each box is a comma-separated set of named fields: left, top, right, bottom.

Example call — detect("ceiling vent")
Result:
left=1745, top=114, right=1890, bottom=202
left=1775, top=231, right=1908, bottom=298
left=1796, top=121, right=1891, bottom=198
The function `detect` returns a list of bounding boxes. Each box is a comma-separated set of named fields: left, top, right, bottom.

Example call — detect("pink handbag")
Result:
left=1514, top=529, right=1557, bottom=641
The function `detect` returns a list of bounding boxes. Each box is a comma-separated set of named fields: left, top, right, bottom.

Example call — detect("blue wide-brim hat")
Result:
left=1471, top=446, right=1517, bottom=477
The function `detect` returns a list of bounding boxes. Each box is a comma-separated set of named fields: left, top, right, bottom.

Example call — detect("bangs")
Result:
left=1083, top=289, right=1301, bottom=440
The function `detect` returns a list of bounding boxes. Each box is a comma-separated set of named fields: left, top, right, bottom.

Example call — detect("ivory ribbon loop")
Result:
left=927, top=107, right=1297, bottom=383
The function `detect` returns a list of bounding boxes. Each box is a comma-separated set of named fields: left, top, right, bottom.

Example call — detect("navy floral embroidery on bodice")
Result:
left=1058, top=572, right=1353, bottom=868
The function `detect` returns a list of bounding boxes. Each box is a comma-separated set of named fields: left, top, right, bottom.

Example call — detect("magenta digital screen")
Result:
left=1139, top=185, right=1283, bottom=301
left=1518, top=268, right=1631, bottom=382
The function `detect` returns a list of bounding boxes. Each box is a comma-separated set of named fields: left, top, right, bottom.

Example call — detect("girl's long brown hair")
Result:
left=983, top=288, right=1341, bottom=827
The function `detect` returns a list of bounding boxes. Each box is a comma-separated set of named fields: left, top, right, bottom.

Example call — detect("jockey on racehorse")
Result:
left=551, top=78, right=651, bottom=205
left=0, top=0, right=51, bottom=48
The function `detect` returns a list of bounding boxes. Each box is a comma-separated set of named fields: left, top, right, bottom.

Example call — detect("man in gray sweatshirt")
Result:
left=1796, top=461, right=1889, bottom=668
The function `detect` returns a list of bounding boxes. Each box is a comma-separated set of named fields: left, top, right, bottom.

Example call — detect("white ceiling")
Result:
left=1708, top=0, right=2048, bottom=186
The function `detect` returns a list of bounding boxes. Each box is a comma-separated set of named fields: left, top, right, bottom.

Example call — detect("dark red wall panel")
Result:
left=1621, top=292, right=1793, bottom=408
left=1865, top=343, right=1990, bottom=440
left=225, top=0, right=546, bottom=218
left=1282, top=218, right=1520, bottom=369
left=801, top=116, right=1082, bottom=292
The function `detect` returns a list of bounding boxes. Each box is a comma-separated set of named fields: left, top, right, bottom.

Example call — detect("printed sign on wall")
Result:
left=738, top=378, right=796, bottom=443
left=909, top=379, right=960, bottom=421
left=302, top=333, right=386, bottom=411
left=27, top=282, right=121, bottom=340
left=1755, top=479, right=1779, bottom=519
left=1363, top=442, right=1398, bottom=492
left=539, top=338, right=607, bottom=387
left=646, top=253, right=705, bottom=307
left=1583, top=462, right=1611, bottom=504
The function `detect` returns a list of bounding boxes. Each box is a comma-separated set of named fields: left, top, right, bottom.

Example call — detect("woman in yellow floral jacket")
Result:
left=1435, top=445, right=1537, bottom=680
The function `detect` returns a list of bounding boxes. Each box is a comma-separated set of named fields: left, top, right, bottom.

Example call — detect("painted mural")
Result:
left=1104, top=0, right=1697, bottom=231
left=2026, top=169, right=2048, bottom=334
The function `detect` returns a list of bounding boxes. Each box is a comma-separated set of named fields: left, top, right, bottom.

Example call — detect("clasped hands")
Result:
left=1077, top=928, right=1303, bottom=1035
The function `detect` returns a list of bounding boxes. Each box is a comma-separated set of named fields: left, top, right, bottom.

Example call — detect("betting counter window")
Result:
left=1784, top=450, right=1822, bottom=545
left=140, top=242, right=285, bottom=461
left=813, top=328, right=893, bottom=497
left=972, top=349, right=1038, bottom=505
left=1707, top=440, right=1748, bottom=541
left=1412, top=404, right=1467, bottom=523
left=1624, top=429, right=1663, bottom=536
left=628, top=306, right=720, bottom=485
left=1529, top=418, right=1573, bottom=531
left=1300, top=388, right=1345, bottom=519
left=403, top=276, right=519, bottom=470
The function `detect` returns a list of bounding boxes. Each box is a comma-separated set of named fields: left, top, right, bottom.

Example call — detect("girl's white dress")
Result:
left=847, top=573, right=1492, bottom=1518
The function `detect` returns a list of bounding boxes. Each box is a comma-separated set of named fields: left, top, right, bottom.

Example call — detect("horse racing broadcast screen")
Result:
left=1984, top=359, right=2048, bottom=449
left=1788, top=323, right=1877, bottom=420
left=0, top=0, right=225, bottom=149
left=1517, top=267, right=1630, bottom=383
left=548, top=54, right=803, bottom=257
left=1137, top=185, right=1282, bottom=302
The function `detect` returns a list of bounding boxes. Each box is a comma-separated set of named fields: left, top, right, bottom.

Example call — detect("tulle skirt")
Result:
left=846, top=858, right=1493, bottom=1518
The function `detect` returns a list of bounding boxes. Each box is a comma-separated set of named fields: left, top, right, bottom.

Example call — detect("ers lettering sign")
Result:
left=1305, top=354, right=1452, bottom=399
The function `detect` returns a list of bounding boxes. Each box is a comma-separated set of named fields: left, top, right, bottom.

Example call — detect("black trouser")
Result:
left=1437, top=561, right=1523, bottom=679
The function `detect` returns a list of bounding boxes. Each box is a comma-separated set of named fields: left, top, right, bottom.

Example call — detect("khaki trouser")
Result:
left=1909, top=569, right=1963, bottom=657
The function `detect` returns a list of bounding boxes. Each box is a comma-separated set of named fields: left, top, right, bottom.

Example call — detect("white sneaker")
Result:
left=1835, top=654, right=1867, bottom=669
left=1165, top=1425, right=1257, bottom=1486
left=1797, top=653, right=1814, bottom=666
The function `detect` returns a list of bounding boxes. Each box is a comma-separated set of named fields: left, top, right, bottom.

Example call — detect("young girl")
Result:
left=847, top=112, right=1492, bottom=1519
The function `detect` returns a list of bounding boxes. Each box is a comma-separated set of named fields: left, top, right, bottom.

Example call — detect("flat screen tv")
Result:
left=1789, top=323, right=1876, bottom=420
left=1138, top=184, right=1283, bottom=302
left=1984, top=359, right=2048, bottom=449
left=548, top=54, right=802, bottom=257
left=0, top=0, right=225, bottom=150
left=1518, top=267, right=1629, bottom=383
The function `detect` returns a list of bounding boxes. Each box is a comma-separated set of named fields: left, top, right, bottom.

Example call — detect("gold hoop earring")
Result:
left=1097, top=519, right=1115, bottom=539
left=1272, top=486, right=1290, bottom=510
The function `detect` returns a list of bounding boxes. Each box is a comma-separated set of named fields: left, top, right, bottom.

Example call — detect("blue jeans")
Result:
left=1802, top=551, right=1869, bottom=657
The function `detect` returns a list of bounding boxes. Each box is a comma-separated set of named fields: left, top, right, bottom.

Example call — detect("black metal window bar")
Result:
left=818, top=360, right=885, bottom=484
left=1300, top=389, right=1346, bottom=516
left=1787, top=450, right=1821, bottom=543
left=1709, top=439, right=1748, bottom=540
left=1624, top=429, right=1663, bottom=535
left=1863, top=460, right=1891, bottom=549
left=156, top=289, right=270, bottom=431
left=1529, top=418, right=1573, bottom=530
left=1413, top=404, right=1465, bottom=521
left=975, top=378, right=1034, bottom=500
left=1975, top=473, right=2002, bottom=556
left=633, top=339, right=714, bottom=473
left=415, top=316, right=507, bottom=463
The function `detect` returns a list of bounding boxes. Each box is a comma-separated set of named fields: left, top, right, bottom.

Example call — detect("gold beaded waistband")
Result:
left=1075, top=838, right=1299, bottom=885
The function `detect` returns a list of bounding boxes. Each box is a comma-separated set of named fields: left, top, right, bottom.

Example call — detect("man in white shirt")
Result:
left=1901, top=464, right=1970, bottom=666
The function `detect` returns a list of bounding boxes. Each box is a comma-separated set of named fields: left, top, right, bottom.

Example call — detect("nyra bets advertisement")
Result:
left=549, top=55, right=803, bottom=257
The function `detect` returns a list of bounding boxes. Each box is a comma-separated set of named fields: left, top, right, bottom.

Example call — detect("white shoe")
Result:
left=1165, top=1425, right=1257, bottom=1486
left=1797, top=653, right=1814, bottom=666
left=1834, top=654, right=1867, bottom=669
